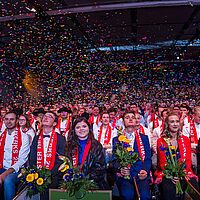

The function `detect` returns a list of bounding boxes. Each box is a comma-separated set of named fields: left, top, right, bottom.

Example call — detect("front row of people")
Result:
left=0, top=110, right=199, bottom=200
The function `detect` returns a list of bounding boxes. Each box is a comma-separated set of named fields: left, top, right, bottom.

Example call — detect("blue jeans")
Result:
left=0, top=168, right=20, bottom=200
left=116, top=177, right=151, bottom=200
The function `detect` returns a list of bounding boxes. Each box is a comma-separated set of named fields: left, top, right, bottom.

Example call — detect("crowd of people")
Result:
left=0, top=101, right=200, bottom=200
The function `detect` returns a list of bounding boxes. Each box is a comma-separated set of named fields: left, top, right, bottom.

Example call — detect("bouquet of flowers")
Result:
left=58, top=156, right=97, bottom=199
left=18, top=166, right=51, bottom=198
left=115, top=127, right=139, bottom=179
left=162, top=138, right=186, bottom=195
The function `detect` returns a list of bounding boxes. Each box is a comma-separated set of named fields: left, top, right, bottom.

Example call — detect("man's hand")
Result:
left=120, top=167, right=130, bottom=177
left=138, top=170, right=147, bottom=180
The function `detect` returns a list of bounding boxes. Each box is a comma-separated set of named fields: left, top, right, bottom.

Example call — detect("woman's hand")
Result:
left=138, top=170, right=147, bottom=180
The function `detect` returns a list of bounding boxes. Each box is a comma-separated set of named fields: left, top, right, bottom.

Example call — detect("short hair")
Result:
left=5, top=111, right=18, bottom=119
left=45, top=111, right=58, bottom=124
left=107, top=107, right=116, bottom=114
left=123, top=111, right=135, bottom=120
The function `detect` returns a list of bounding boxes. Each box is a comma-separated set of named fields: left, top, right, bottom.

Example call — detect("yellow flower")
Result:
left=61, top=165, right=69, bottom=172
left=127, top=147, right=134, bottom=152
left=34, top=173, right=39, bottom=179
left=26, top=174, right=34, bottom=182
left=36, top=178, right=44, bottom=186
left=118, top=135, right=126, bottom=142
left=170, top=146, right=176, bottom=150
left=124, top=139, right=131, bottom=144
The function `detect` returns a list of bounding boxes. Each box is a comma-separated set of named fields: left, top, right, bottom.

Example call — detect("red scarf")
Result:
left=111, top=118, right=117, bottom=129
left=190, top=120, right=198, bottom=144
left=153, top=118, right=159, bottom=129
left=135, top=130, right=145, bottom=162
left=56, top=116, right=72, bottom=136
left=178, top=135, right=187, bottom=162
left=37, top=129, right=57, bottom=170
left=73, top=140, right=91, bottom=169
left=0, top=127, right=22, bottom=168
left=98, top=125, right=112, bottom=145
left=89, top=115, right=100, bottom=125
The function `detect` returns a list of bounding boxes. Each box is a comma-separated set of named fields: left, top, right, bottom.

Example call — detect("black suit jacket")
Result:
left=29, top=132, right=66, bottom=188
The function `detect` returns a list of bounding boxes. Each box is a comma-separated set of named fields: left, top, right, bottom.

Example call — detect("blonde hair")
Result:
left=161, top=111, right=181, bottom=138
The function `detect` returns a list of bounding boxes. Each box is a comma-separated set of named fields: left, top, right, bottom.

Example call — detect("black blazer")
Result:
left=29, top=132, right=66, bottom=188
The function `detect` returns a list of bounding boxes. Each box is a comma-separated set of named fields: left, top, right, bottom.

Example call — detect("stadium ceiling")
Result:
left=1, top=0, right=200, bottom=59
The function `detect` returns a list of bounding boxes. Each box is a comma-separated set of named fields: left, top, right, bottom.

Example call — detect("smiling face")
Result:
left=75, top=121, right=89, bottom=140
left=167, top=115, right=180, bottom=134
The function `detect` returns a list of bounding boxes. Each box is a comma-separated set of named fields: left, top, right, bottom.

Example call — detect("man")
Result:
left=113, top=111, right=151, bottom=200
left=56, top=107, right=72, bottom=139
left=180, top=103, right=192, bottom=126
left=183, top=106, right=200, bottom=170
left=29, top=111, right=66, bottom=199
left=108, top=107, right=123, bottom=130
left=129, top=103, right=145, bottom=126
left=0, top=111, right=30, bottom=200
left=148, top=105, right=165, bottom=132
left=88, top=105, right=101, bottom=126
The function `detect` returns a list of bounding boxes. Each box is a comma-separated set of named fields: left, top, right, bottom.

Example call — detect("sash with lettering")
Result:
left=135, top=130, right=145, bottom=163
left=190, top=120, right=198, bottom=144
left=98, top=125, right=112, bottom=145
left=56, top=116, right=72, bottom=136
left=72, top=139, right=91, bottom=170
left=0, top=127, right=22, bottom=168
left=37, top=129, right=57, bottom=170
left=88, top=115, right=101, bottom=125
left=178, top=135, right=187, bottom=162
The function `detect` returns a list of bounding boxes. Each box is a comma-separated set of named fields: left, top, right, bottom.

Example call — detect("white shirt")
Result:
left=3, top=129, right=30, bottom=172
left=125, top=132, right=135, bottom=147
left=182, top=122, right=200, bottom=141
left=43, top=133, right=51, bottom=165
left=93, top=125, right=118, bottom=147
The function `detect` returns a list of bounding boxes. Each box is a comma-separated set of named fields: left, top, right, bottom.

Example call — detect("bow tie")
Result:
left=43, top=135, right=50, bottom=138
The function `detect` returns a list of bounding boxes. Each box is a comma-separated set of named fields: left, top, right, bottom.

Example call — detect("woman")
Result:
left=65, top=117, right=108, bottom=189
left=93, top=112, right=117, bottom=164
left=18, top=114, right=35, bottom=144
left=155, top=112, right=198, bottom=200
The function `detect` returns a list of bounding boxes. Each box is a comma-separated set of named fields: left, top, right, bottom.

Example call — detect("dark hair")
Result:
left=107, top=107, right=116, bottom=114
left=45, top=111, right=58, bottom=124
left=5, top=111, right=18, bottom=119
left=65, top=117, right=94, bottom=158
left=123, top=110, right=135, bottom=120
left=18, top=114, right=31, bottom=128
left=161, top=109, right=168, bottom=117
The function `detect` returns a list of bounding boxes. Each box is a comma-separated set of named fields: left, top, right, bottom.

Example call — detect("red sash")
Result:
left=153, top=118, right=159, bottom=129
left=0, top=127, right=22, bottom=168
left=135, top=131, right=145, bottom=162
left=178, top=135, right=187, bottom=162
left=89, top=115, right=100, bottom=125
left=111, top=118, right=117, bottom=129
left=37, top=129, right=57, bottom=170
left=56, top=116, right=72, bottom=136
left=73, top=140, right=91, bottom=169
left=190, top=120, right=198, bottom=144
left=98, top=125, right=112, bottom=145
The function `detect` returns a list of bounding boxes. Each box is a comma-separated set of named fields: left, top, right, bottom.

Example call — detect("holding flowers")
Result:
left=155, top=112, right=199, bottom=200
left=18, top=166, right=51, bottom=198
left=112, top=111, right=151, bottom=200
